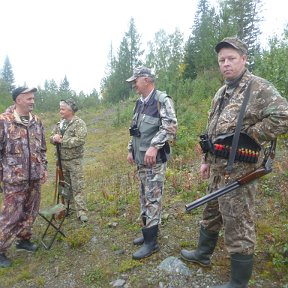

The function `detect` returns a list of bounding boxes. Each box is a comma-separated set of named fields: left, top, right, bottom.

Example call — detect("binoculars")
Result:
left=129, top=125, right=141, bottom=137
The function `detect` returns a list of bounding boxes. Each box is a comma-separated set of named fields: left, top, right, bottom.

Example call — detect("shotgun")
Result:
left=56, top=143, right=65, bottom=188
left=54, top=143, right=70, bottom=219
left=185, top=140, right=276, bottom=212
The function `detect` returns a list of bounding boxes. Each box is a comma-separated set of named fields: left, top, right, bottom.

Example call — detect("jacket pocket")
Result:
left=3, top=157, right=26, bottom=183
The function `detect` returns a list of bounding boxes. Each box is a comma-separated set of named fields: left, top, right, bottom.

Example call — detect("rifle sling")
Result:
left=226, top=81, right=252, bottom=175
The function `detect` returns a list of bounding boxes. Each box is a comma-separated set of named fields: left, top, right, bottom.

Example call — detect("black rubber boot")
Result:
left=132, top=225, right=159, bottom=260
left=133, top=216, right=146, bottom=245
left=16, top=239, right=38, bottom=252
left=133, top=235, right=144, bottom=245
left=180, top=225, right=218, bottom=266
left=0, top=253, right=12, bottom=268
left=210, top=254, right=253, bottom=288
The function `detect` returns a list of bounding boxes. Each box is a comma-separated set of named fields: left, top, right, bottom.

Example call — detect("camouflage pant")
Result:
left=201, top=163, right=257, bottom=255
left=62, top=158, right=88, bottom=218
left=0, top=181, right=41, bottom=253
left=137, top=162, right=167, bottom=227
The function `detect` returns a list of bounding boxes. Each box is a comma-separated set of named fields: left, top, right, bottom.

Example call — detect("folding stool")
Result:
left=39, top=143, right=72, bottom=249
left=38, top=201, right=70, bottom=250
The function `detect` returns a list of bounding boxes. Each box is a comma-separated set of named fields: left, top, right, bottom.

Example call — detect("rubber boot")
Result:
left=0, top=253, right=12, bottom=268
left=210, top=254, right=253, bottom=288
left=133, top=235, right=144, bottom=245
left=133, top=216, right=146, bottom=245
left=132, top=225, right=159, bottom=260
left=180, top=225, right=218, bottom=266
left=16, top=239, right=38, bottom=252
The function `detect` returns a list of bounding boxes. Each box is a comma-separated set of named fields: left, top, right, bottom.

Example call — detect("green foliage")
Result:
left=65, top=226, right=92, bottom=248
left=1, top=55, right=15, bottom=92
left=0, top=98, right=287, bottom=286
left=145, top=28, right=184, bottom=93
left=0, top=79, right=14, bottom=112
left=218, top=0, right=263, bottom=70
left=273, top=223, right=288, bottom=261
left=0, top=3, right=288, bottom=286
left=254, top=28, right=288, bottom=97
left=101, top=17, right=143, bottom=103
left=59, top=75, right=70, bottom=92
left=182, top=0, right=219, bottom=79
left=171, top=70, right=220, bottom=158
left=118, top=259, right=143, bottom=273
left=84, top=266, right=106, bottom=286
left=261, top=223, right=288, bottom=281
left=112, top=98, right=135, bottom=127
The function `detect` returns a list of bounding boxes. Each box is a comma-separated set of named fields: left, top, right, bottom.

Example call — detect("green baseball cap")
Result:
left=215, top=37, right=248, bottom=54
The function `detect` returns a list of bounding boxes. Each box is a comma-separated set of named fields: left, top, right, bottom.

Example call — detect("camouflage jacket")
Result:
left=205, top=69, right=288, bottom=166
left=50, top=116, right=87, bottom=160
left=0, top=108, right=47, bottom=184
left=128, top=90, right=177, bottom=165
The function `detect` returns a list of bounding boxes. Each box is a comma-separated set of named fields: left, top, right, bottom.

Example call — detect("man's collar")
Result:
left=13, top=109, right=32, bottom=123
left=140, top=88, right=155, bottom=103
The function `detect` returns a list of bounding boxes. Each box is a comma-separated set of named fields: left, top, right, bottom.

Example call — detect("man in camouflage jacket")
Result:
left=0, top=87, right=48, bottom=268
left=180, top=37, right=288, bottom=287
left=126, top=67, right=177, bottom=260
left=50, top=99, right=88, bottom=223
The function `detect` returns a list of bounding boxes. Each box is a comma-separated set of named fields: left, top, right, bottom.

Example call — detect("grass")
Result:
left=0, top=101, right=287, bottom=287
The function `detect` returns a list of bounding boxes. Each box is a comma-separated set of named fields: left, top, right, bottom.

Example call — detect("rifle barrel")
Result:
left=185, top=181, right=240, bottom=211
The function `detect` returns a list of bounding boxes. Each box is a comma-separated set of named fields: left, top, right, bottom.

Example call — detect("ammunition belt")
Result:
left=213, top=143, right=259, bottom=163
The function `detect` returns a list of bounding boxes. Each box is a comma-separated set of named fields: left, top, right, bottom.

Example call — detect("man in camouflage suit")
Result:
left=180, top=37, right=288, bottom=287
left=126, top=67, right=177, bottom=260
left=50, top=99, right=88, bottom=223
left=0, top=87, right=48, bottom=268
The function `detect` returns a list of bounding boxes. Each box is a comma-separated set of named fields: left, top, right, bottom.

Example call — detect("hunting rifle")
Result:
left=55, top=143, right=69, bottom=218
left=185, top=140, right=276, bottom=212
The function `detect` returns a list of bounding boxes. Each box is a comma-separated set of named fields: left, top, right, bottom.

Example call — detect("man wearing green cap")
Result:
left=180, top=37, right=288, bottom=287
left=50, top=99, right=88, bottom=223
left=0, top=87, right=48, bottom=268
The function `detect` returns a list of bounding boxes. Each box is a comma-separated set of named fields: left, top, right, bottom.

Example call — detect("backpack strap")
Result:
left=156, top=91, right=169, bottom=114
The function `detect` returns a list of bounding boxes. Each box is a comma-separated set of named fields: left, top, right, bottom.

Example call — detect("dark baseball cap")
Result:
left=215, top=37, right=248, bottom=54
left=126, top=66, right=155, bottom=82
left=12, top=86, right=37, bottom=101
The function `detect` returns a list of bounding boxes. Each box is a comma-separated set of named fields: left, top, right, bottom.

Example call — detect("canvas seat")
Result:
left=39, top=201, right=70, bottom=250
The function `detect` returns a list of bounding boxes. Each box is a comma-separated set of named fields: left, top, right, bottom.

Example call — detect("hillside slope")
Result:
left=0, top=104, right=287, bottom=288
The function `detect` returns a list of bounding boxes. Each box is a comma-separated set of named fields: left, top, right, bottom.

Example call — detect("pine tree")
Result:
left=101, top=18, right=143, bottom=102
left=182, top=0, right=219, bottom=79
left=1, top=56, right=15, bottom=92
left=59, top=75, right=70, bottom=92
left=218, top=0, right=263, bottom=69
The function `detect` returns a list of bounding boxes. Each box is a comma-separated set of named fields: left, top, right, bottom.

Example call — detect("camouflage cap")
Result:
left=126, top=66, right=155, bottom=82
left=215, top=37, right=248, bottom=54
left=60, top=98, right=78, bottom=112
left=12, top=86, right=37, bottom=101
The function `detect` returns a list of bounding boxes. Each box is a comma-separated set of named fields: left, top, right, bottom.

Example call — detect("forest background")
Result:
left=0, top=0, right=287, bottom=287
